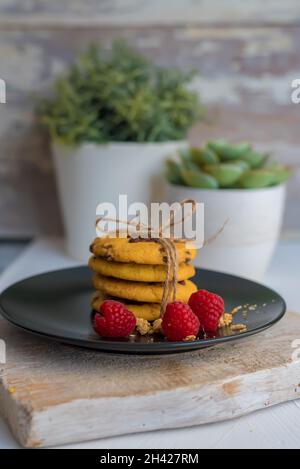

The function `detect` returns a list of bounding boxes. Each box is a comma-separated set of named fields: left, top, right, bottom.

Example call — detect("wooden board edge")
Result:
left=0, top=382, right=34, bottom=447
left=15, top=360, right=300, bottom=448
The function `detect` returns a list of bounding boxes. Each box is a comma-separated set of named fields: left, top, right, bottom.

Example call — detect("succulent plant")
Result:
left=37, top=41, right=204, bottom=145
left=166, top=140, right=292, bottom=189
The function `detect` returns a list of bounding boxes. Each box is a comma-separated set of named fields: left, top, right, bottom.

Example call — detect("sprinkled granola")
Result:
left=136, top=318, right=152, bottom=336
left=231, top=324, right=247, bottom=332
left=229, top=305, right=242, bottom=316
left=151, top=318, right=163, bottom=335
left=136, top=318, right=163, bottom=336
left=183, top=335, right=197, bottom=342
left=219, top=313, right=233, bottom=328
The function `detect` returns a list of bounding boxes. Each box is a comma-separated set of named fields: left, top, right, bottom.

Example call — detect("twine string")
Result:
left=95, top=200, right=225, bottom=317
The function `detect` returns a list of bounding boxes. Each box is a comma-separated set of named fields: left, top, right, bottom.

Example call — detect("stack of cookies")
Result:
left=89, top=237, right=198, bottom=321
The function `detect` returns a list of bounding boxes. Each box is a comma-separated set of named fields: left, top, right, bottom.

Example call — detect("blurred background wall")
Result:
left=0, top=0, right=299, bottom=238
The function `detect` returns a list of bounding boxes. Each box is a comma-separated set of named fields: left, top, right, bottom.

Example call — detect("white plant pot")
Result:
left=164, top=183, right=286, bottom=281
left=52, top=141, right=187, bottom=261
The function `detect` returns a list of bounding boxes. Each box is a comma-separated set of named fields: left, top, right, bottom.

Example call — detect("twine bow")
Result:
left=96, top=199, right=197, bottom=317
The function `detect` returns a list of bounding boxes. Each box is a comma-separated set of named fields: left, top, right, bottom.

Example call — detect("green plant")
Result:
left=166, top=140, right=292, bottom=189
left=38, top=41, right=204, bottom=145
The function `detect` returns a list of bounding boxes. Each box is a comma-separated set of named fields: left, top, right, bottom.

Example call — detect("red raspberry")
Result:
left=94, top=300, right=136, bottom=338
left=188, top=290, right=224, bottom=332
left=162, top=302, right=200, bottom=341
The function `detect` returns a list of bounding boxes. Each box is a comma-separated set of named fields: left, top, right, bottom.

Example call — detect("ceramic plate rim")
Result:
left=0, top=266, right=287, bottom=354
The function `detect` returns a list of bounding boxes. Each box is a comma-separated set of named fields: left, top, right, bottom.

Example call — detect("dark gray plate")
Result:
left=0, top=267, right=286, bottom=354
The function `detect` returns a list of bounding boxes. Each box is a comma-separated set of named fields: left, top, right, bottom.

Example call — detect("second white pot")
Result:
left=164, top=183, right=286, bottom=281
left=53, top=141, right=187, bottom=261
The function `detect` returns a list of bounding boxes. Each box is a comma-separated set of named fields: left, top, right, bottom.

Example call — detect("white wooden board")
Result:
left=0, top=313, right=299, bottom=448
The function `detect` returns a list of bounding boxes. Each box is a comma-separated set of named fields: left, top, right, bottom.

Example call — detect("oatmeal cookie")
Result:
left=90, top=237, right=197, bottom=265
left=92, top=274, right=197, bottom=304
left=89, top=256, right=195, bottom=282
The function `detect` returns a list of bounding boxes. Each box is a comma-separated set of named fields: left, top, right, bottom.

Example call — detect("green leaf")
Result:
left=208, top=140, right=252, bottom=161
left=190, top=146, right=219, bottom=166
left=240, top=151, right=268, bottom=169
left=204, top=163, right=244, bottom=187
left=266, top=164, right=292, bottom=185
left=166, top=160, right=185, bottom=185
left=238, top=170, right=275, bottom=189
left=180, top=169, right=219, bottom=189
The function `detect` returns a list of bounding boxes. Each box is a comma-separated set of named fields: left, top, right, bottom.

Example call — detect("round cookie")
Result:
left=92, top=274, right=198, bottom=303
left=90, top=237, right=197, bottom=265
left=89, top=256, right=195, bottom=283
left=92, top=292, right=161, bottom=321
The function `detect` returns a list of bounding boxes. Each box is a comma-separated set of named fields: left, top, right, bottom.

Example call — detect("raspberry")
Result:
left=94, top=300, right=136, bottom=338
left=188, top=290, right=224, bottom=332
left=162, top=302, right=200, bottom=341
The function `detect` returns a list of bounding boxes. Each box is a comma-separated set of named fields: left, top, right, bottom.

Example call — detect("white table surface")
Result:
left=0, top=238, right=299, bottom=449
